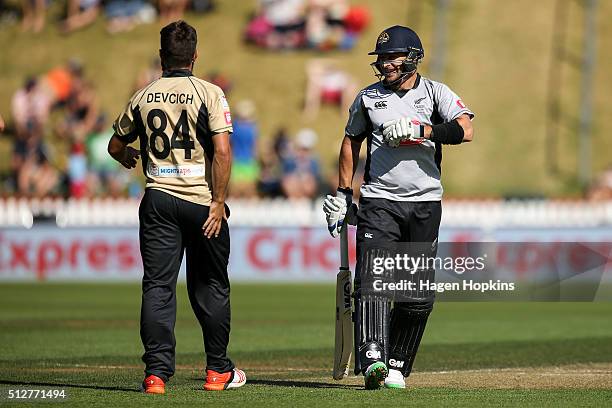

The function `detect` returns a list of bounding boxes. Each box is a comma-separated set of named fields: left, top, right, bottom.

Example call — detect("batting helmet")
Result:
left=368, top=25, right=424, bottom=57
left=369, top=26, right=424, bottom=86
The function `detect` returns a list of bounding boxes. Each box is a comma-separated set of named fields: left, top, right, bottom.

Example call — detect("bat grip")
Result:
left=340, top=223, right=349, bottom=269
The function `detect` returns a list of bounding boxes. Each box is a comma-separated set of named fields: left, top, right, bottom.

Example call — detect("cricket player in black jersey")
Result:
left=324, top=25, right=474, bottom=389
left=108, top=20, right=245, bottom=393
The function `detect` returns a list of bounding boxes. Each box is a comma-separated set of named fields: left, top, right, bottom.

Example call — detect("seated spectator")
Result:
left=230, top=100, right=259, bottom=198
left=11, top=78, right=59, bottom=197
left=55, top=80, right=99, bottom=142
left=303, top=58, right=358, bottom=120
left=21, top=0, right=47, bottom=32
left=11, top=77, right=51, bottom=142
left=135, top=57, right=162, bottom=90
left=305, top=0, right=348, bottom=50
left=281, top=128, right=321, bottom=200
left=204, top=71, right=233, bottom=95
left=257, top=128, right=288, bottom=198
left=40, top=59, right=84, bottom=107
left=246, top=0, right=306, bottom=50
left=61, top=0, right=101, bottom=34
left=14, top=145, right=59, bottom=198
left=587, top=167, right=612, bottom=201
left=85, top=114, right=131, bottom=197
left=105, top=0, right=156, bottom=34
left=245, top=0, right=369, bottom=51
left=158, top=0, right=189, bottom=23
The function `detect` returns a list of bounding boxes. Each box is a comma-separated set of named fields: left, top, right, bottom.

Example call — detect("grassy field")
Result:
left=0, top=283, right=611, bottom=406
left=2, top=0, right=612, bottom=196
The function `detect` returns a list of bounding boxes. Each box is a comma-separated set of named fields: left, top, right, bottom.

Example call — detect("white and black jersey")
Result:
left=345, top=74, right=474, bottom=202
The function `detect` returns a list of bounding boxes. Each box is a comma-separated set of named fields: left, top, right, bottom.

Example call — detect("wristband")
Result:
left=337, top=187, right=353, bottom=196
left=430, top=120, right=464, bottom=145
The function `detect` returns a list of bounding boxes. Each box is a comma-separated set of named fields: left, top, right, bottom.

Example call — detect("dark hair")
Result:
left=159, top=20, right=197, bottom=70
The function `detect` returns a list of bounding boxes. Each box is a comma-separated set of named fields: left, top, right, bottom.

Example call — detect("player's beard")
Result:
left=382, top=69, right=414, bottom=90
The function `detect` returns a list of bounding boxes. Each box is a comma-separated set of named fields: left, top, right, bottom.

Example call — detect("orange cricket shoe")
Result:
left=203, top=368, right=247, bottom=391
left=142, top=374, right=165, bottom=394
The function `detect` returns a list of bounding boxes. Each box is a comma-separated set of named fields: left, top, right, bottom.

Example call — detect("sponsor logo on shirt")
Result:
left=221, top=95, right=230, bottom=109
left=148, top=162, right=159, bottom=176
left=224, top=111, right=232, bottom=125
left=414, top=96, right=427, bottom=113
left=149, top=164, right=205, bottom=178
left=374, top=101, right=387, bottom=109
left=456, top=99, right=466, bottom=109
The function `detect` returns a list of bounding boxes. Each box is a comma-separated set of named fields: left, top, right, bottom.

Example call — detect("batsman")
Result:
left=323, top=25, right=474, bottom=389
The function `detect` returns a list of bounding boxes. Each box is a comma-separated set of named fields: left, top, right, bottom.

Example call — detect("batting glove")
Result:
left=323, top=188, right=353, bottom=238
left=382, top=118, right=425, bottom=147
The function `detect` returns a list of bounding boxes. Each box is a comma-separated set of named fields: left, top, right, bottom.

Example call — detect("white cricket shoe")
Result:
left=384, top=369, right=406, bottom=389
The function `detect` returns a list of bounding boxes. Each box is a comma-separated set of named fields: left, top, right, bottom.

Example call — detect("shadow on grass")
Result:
left=247, top=379, right=361, bottom=389
left=2, top=336, right=612, bottom=374
left=0, top=379, right=140, bottom=393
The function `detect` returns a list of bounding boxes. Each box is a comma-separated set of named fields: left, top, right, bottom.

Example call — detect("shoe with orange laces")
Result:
left=203, top=368, right=247, bottom=391
left=141, top=374, right=165, bottom=394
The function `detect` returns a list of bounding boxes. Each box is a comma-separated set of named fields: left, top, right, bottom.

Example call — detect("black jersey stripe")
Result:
left=424, top=78, right=444, bottom=172
left=195, top=103, right=214, bottom=162
left=187, top=76, right=205, bottom=105
left=131, top=105, right=149, bottom=176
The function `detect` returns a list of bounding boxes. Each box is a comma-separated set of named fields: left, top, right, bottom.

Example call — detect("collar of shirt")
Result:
left=162, top=69, right=193, bottom=78
left=393, top=73, right=421, bottom=98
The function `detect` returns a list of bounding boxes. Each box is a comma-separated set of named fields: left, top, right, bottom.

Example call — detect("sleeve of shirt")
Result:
left=344, top=91, right=369, bottom=141
left=207, top=87, right=233, bottom=134
left=112, top=95, right=139, bottom=144
left=434, top=82, right=475, bottom=122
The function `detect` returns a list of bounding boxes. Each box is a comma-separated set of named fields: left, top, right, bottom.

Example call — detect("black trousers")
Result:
left=355, top=197, right=441, bottom=374
left=139, top=188, right=234, bottom=382
left=356, top=197, right=442, bottom=246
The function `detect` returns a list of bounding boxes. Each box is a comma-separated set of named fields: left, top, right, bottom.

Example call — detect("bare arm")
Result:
left=455, top=114, right=474, bottom=142
left=202, top=131, right=232, bottom=238
left=338, top=135, right=362, bottom=189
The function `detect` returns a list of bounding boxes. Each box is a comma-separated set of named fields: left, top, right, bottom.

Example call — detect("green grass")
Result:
left=2, top=0, right=612, bottom=196
left=0, top=283, right=611, bottom=406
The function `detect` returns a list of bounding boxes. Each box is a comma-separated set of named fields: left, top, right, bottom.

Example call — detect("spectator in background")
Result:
left=245, top=0, right=369, bottom=51
left=253, top=0, right=306, bottom=50
left=61, top=0, right=101, bottom=33
left=55, top=80, right=99, bottom=142
left=21, top=0, right=47, bottom=32
left=158, top=0, right=189, bottom=23
left=11, top=77, right=50, bottom=142
left=303, top=58, right=358, bottom=120
left=191, top=0, right=215, bottom=13
left=304, top=0, right=348, bottom=50
left=105, top=0, right=156, bottom=34
left=40, top=59, right=84, bottom=108
left=14, top=143, right=59, bottom=198
left=257, top=127, right=289, bottom=198
left=204, top=71, right=233, bottom=95
left=85, top=114, right=131, bottom=197
left=587, top=167, right=612, bottom=201
left=230, top=100, right=259, bottom=198
left=11, top=77, right=60, bottom=197
left=281, top=128, right=321, bottom=200
left=135, top=57, right=162, bottom=90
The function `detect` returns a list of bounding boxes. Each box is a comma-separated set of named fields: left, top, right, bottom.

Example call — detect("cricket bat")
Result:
left=333, top=204, right=357, bottom=380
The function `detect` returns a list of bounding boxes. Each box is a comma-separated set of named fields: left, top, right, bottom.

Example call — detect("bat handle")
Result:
left=340, top=222, right=349, bottom=270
